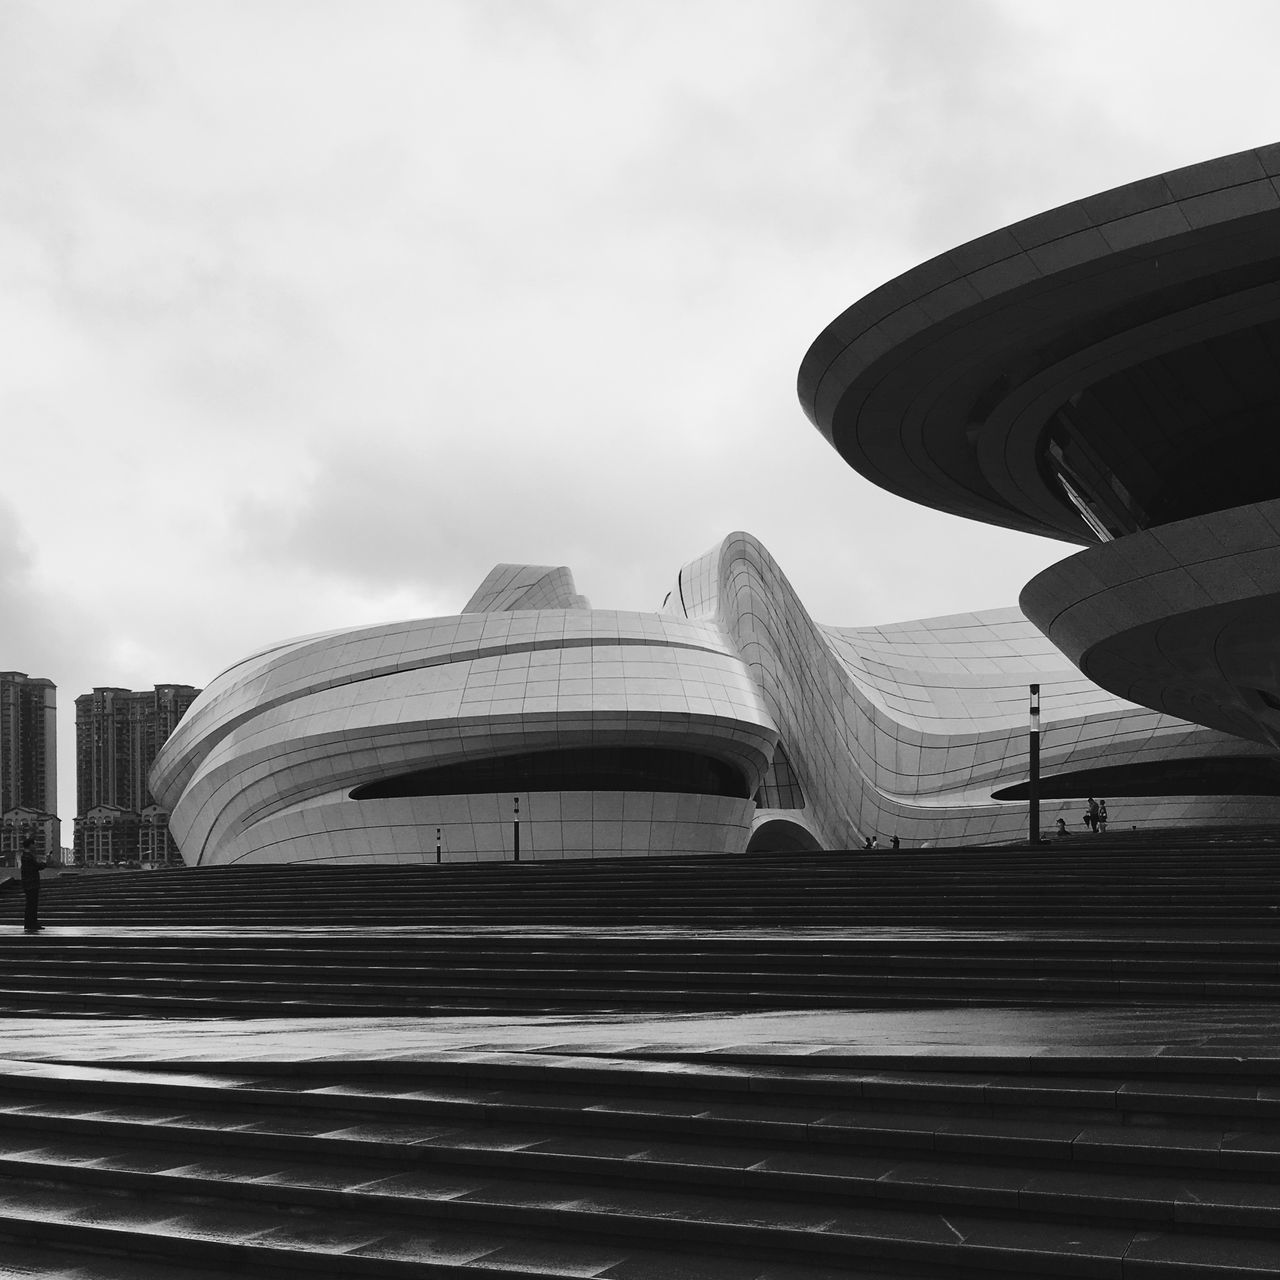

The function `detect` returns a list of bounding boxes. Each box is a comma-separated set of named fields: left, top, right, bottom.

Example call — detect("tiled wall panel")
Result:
left=152, top=595, right=777, bottom=866
left=209, top=791, right=753, bottom=866
left=674, top=532, right=1280, bottom=849
left=152, top=535, right=1280, bottom=866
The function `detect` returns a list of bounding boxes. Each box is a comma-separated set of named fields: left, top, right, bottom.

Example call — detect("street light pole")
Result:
left=1029, top=683, right=1041, bottom=845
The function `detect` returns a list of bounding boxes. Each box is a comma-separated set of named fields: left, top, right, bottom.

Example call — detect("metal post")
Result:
left=435, top=827, right=441, bottom=864
left=1029, top=683, right=1041, bottom=845
left=513, top=796, right=520, bottom=862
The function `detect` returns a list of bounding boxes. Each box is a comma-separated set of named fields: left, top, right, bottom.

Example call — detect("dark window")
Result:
left=350, top=746, right=749, bottom=800
left=992, top=755, right=1280, bottom=801
left=753, top=743, right=805, bottom=809
left=746, top=818, right=821, bottom=853
left=1043, top=313, right=1280, bottom=535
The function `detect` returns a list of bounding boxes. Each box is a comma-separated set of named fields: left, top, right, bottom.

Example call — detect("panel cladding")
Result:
left=673, top=533, right=1280, bottom=850
left=152, top=530, right=1280, bottom=867
left=1021, top=498, right=1280, bottom=748
left=192, top=791, right=755, bottom=866
left=462, top=564, right=591, bottom=613
left=799, top=140, right=1280, bottom=804
left=150, top=607, right=778, bottom=866
left=798, top=142, right=1280, bottom=545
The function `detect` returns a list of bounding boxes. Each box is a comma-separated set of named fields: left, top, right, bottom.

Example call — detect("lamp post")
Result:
left=1029, top=683, right=1041, bottom=845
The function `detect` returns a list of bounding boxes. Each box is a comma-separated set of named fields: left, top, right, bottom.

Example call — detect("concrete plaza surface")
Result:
left=6, top=920, right=1280, bottom=1067
left=4, top=879, right=1280, bottom=1276
left=5, top=1001, right=1280, bottom=1069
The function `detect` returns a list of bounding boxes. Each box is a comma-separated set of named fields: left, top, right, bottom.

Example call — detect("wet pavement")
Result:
left=3, top=1001, right=1280, bottom=1069
left=4, top=925, right=1279, bottom=1069
left=6, top=922, right=1280, bottom=941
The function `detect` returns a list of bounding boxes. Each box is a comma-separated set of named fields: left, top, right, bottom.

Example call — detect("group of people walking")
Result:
left=1055, top=797, right=1109, bottom=839
left=1084, top=796, right=1108, bottom=833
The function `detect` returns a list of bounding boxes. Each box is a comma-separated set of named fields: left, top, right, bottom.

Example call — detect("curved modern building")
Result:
left=153, top=142, right=1280, bottom=866
left=150, top=562, right=776, bottom=867
left=152, top=529, right=1280, bottom=866
left=800, top=141, right=1280, bottom=751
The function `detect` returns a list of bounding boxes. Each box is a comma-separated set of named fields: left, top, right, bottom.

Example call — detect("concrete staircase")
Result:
left=6, top=837, right=1280, bottom=928
left=1, top=839, right=1279, bottom=1016
left=3, top=832, right=1280, bottom=1276
left=2, top=1050, right=1280, bottom=1278
left=3, top=930, right=1280, bottom=1017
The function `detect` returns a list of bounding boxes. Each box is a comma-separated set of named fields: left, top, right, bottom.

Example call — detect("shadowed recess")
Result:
left=745, top=818, right=822, bottom=852
left=992, top=754, right=1280, bottom=801
left=349, top=746, right=751, bottom=800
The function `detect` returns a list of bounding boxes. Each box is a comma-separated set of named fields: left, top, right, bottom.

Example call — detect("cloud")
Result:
left=2, top=0, right=1279, bottom=822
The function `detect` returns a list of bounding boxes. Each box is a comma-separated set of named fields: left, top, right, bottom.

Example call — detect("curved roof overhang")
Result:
left=1020, top=499, right=1280, bottom=747
left=798, top=144, right=1280, bottom=543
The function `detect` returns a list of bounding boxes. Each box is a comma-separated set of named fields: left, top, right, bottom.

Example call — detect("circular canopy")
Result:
left=798, top=144, right=1280, bottom=545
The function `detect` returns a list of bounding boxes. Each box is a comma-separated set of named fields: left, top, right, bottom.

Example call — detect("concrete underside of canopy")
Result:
left=1021, top=499, right=1280, bottom=747
left=798, top=143, right=1280, bottom=545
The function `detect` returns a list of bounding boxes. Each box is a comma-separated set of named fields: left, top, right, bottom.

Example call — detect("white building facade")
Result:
left=150, top=537, right=1280, bottom=867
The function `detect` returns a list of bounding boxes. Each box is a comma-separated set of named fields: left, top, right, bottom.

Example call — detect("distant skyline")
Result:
left=4, top=0, right=1280, bottom=817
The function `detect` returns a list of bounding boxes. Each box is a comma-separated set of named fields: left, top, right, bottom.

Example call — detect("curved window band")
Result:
left=350, top=746, right=750, bottom=801
left=993, top=755, right=1280, bottom=801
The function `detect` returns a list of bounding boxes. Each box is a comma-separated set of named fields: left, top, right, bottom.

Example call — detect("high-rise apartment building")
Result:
left=74, top=684, right=200, bottom=864
left=0, top=671, right=58, bottom=859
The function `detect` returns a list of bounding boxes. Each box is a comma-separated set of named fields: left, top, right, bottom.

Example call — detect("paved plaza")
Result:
left=6, top=991, right=1280, bottom=1070
left=3, top=848, right=1280, bottom=1276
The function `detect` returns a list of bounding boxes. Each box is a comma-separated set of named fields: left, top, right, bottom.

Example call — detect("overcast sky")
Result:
left=3, top=0, right=1279, bottom=822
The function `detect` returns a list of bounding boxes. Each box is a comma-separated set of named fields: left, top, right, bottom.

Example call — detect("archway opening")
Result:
left=746, top=819, right=822, bottom=853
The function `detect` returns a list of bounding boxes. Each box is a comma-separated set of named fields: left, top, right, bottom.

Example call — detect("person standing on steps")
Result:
left=19, top=836, right=44, bottom=934
left=1097, top=799, right=1108, bottom=834
left=1087, top=797, right=1100, bottom=833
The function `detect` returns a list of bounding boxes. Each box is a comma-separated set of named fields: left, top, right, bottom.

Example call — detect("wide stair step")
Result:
left=3, top=1053, right=1280, bottom=1277
left=3, top=832, right=1280, bottom=1275
left=2, top=930, right=1280, bottom=1016
left=6, top=839, right=1280, bottom=930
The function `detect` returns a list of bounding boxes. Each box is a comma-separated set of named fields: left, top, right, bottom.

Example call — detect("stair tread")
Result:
left=7, top=842, right=1280, bottom=1276
left=8, top=1081, right=1280, bottom=1228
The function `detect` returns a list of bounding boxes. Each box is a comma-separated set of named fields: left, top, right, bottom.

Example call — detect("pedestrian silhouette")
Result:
left=20, top=837, right=44, bottom=934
